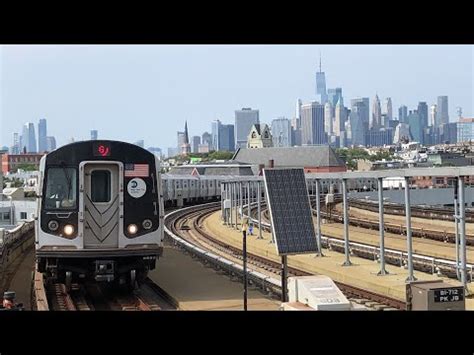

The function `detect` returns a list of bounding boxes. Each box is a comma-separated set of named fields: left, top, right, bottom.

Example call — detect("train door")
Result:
left=81, top=163, right=121, bottom=249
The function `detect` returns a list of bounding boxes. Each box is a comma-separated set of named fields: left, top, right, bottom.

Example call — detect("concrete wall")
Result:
left=349, top=186, right=474, bottom=207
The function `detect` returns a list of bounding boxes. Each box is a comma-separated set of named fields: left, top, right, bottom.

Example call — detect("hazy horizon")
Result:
left=1, top=45, right=473, bottom=150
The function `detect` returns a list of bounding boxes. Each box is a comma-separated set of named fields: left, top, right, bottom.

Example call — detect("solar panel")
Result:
left=263, top=168, right=318, bottom=255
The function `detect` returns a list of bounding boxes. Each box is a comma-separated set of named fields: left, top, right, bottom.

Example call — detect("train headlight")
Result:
left=128, top=224, right=138, bottom=235
left=63, top=224, right=75, bottom=236
left=48, top=220, right=59, bottom=232
left=142, top=219, right=152, bottom=230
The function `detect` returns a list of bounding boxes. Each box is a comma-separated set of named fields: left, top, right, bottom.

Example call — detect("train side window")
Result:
left=91, top=170, right=111, bottom=203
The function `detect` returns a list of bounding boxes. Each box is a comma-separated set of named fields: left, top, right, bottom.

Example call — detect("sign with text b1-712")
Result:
left=433, top=287, right=464, bottom=303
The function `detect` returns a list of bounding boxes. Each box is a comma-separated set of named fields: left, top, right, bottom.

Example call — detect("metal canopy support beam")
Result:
left=404, top=177, right=416, bottom=282
left=458, top=176, right=467, bottom=291
left=247, top=181, right=251, bottom=220
left=220, top=183, right=224, bottom=220
left=377, top=177, right=388, bottom=275
left=257, top=181, right=263, bottom=239
left=342, top=178, right=352, bottom=266
left=315, top=179, right=323, bottom=257
left=229, top=183, right=233, bottom=228
left=454, top=183, right=460, bottom=280
left=235, top=183, right=239, bottom=230
left=239, top=182, right=243, bottom=220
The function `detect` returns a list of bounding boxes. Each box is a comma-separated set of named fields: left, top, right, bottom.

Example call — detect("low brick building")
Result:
left=1, top=153, right=45, bottom=174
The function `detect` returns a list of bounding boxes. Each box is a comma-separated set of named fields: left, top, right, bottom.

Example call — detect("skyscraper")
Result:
left=351, top=98, right=370, bottom=129
left=271, top=118, right=292, bottom=147
left=327, top=88, right=343, bottom=107
left=46, top=136, right=57, bottom=151
left=417, top=102, right=428, bottom=130
left=234, top=108, right=259, bottom=150
left=315, top=55, right=327, bottom=104
left=430, top=104, right=437, bottom=126
left=398, top=105, right=408, bottom=124
left=295, top=99, right=302, bottom=120
left=21, top=123, right=37, bottom=153
left=90, top=130, right=98, bottom=140
left=383, top=98, right=393, bottom=120
left=11, top=133, right=20, bottom=154
left=324, top=102, right=333, bottom=136
left=408, top=111, right=422, bottom=143
left=211, top=120, right=221, bottom=151
left=436, top=96, right=449, bottom=126
left=300, top=101, right=326, bottom=145
left=218, top=124, right=235, bottom=151
left=349, top=111, right=365, bottom=146
left=177, top=131, right=186, bottom=149
left=191, top=136, right=201, bottom=153
left=334, top=98, right=346, bottom=136
left=201, top=132, right=212, bottom=147
left=38, top=118, right=47, bottom=153
left=371, top=94, right=382, bottom=129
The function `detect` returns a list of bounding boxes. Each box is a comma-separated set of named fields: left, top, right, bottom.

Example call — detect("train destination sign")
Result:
left=93, top=142, right=112, bottom=157
left=433, top=287, right=464, bottom=303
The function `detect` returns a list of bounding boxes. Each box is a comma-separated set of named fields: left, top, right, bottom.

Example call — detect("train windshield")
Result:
left=44, top=168, right=77, bottom=210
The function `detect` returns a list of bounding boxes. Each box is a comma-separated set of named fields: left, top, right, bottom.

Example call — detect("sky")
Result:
left=1, top=45, right=473, bottom=150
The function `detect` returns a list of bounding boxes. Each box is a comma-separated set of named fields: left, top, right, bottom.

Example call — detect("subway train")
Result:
left=36, top=140, right=164, bottom=290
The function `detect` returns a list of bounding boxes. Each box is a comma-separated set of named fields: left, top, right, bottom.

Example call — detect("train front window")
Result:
left=44, top=168, right=77, bottom=210
left=91, top=170, right=111, bottom=202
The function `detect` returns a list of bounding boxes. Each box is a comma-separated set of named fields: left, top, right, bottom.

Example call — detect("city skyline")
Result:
left=1, top=45, right=473, bottom=149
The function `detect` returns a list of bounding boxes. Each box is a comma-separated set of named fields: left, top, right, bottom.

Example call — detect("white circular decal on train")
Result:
left=127, top=178, right=147, bottom=198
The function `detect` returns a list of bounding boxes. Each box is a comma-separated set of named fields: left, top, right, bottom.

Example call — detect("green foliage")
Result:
left=16, top=164, right=37, bottom=171
left=167, top=150, right=234, bottom=163
left=336, top=148, right=400, bottom=171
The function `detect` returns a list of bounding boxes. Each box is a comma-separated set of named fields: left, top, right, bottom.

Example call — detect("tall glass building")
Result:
left=21, top=122, right=37, bottom=153
left=234, top=108, right=259, bottom=150
left=436, top=96, right=449, bottom=126
left=398, top=105, right=408, bottom=124
left=408, top=111, right=422, bottom=143
left=301, top=102, right=326, bottom=145
left=327, top=88, right=343, bottom=107
left=38, top=118, right=48, bottom=153
left=90, top=130, right=98, bottom=140
left=351, top=98, right=370, bottom=129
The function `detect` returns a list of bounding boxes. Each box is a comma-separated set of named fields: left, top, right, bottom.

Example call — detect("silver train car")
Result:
left=36, top=140, right=164, bottom=290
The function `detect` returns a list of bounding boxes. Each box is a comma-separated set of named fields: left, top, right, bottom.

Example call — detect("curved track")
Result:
left=165, top=203, right=405, bottom=310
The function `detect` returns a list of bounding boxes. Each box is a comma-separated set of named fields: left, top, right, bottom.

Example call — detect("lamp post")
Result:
left=242, top=219, right=248, bottom=311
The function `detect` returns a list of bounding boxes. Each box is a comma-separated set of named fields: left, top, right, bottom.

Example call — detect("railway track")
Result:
left=248, top=202, right=474, bottom=281
left=165, top=203, right=404, bottom=310
left=33, top=273, right=175, bottom=311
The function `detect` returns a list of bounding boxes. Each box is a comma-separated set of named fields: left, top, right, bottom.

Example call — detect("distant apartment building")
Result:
left=198, top=144, right=210, bottom=153
left=234, top=108, right=259, bottom=150
left=457, top=118, right=474, bottom=142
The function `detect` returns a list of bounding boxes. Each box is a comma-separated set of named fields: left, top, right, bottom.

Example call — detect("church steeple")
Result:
left=181, top=120, right=191, bottom=155
left=184, top=120, right=189, bottom=145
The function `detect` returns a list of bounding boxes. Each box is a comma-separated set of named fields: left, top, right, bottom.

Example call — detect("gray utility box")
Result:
left=406, top=280, right=465, bottom=311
